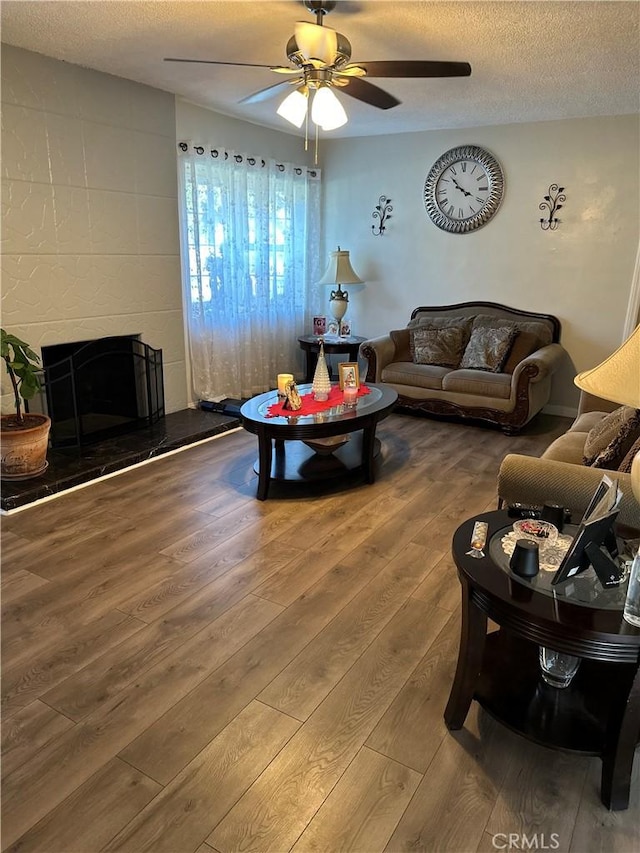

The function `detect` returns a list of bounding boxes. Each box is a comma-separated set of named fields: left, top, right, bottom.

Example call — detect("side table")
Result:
left=445, top=510, right=640, bottom=811
left=298, top=335, right=367, bottom=382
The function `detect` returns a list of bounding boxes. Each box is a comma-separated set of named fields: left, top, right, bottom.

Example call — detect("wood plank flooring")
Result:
left=2, top=411, right=639, bottom=853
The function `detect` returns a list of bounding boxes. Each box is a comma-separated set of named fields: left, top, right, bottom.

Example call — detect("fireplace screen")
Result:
left=40, top=335, right=164, bottom=448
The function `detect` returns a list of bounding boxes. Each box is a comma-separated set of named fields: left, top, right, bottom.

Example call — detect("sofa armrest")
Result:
left=361, top=335, right=397, bottom=382
left=511, top=342, right=565, bottom=386
left=498, top=453, right=640, bottom=530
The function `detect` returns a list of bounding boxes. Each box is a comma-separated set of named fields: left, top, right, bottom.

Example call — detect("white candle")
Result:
left=277, top=373, right=294, bottom=395
left=343, top=385, right=358, bottom=405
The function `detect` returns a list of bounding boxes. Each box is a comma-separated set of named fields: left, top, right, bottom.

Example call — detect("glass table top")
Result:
left=489, top=524, right=636, bottom=610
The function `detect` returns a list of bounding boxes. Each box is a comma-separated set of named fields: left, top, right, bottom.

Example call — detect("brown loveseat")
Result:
left=361, top=301, right=565, bottom=433
left=498, top=391, right=640, bottom=530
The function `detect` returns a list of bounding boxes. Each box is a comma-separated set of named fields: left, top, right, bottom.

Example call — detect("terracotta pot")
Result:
left=1, top=413, right=51, bottom=480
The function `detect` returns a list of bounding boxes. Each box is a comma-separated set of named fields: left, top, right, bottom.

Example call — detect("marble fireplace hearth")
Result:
left=1, top=408, right=240, bottom=513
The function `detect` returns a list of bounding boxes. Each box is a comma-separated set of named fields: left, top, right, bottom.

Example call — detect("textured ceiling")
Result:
left=1, top=1, right=639, bottom=138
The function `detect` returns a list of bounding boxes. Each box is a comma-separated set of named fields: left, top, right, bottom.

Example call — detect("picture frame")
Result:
left=338, top=362, right=359, bottom=390
left=339, top=319, right=351, bottom=337
left=312, top=315, right=326, bottom=336
left=327, top=321, right=340, bottom=336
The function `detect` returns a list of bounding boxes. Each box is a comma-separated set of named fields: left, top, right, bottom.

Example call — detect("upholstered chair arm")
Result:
left=498, top=453, right=640, bottom=530
left=360, top=335, right=397, bottom=382
left=511, top=343, right=565, bottom=386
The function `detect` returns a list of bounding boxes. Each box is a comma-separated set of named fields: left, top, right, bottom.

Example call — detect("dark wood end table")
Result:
left=445, top=510, right=640, bottom=810
left=298, top=335, right=367, bottom=382
left=240, top=383, right=397, bottom=501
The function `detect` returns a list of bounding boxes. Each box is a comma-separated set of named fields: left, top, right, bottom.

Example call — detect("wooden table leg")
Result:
left=361, top=424, right=377, bottom=484
left=256, top=433, right=273, bottom=501
left=444, top=578, right=488, bottom=730
left=600, top=662, right=640, bottom=810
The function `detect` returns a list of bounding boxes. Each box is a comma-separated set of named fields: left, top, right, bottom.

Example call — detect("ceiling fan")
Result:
left=165, top=0, right=471, bottom=130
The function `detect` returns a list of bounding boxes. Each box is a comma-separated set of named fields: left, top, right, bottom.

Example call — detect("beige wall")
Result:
left=321, top=116, right=640, bottom=415
left=1, top=45, right=186, bottom=414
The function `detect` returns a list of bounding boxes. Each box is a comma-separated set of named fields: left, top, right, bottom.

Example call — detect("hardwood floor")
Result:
left=2, top=411, right=639, bottom=853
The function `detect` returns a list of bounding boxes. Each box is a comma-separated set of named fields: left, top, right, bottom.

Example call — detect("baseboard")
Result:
left=542, top=403, right=577, bottom=418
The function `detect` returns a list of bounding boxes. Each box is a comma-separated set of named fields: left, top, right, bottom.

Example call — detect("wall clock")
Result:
left=424, top=145, right=504, bottom=234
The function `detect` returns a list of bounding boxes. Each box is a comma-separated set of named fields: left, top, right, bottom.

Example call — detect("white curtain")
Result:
left=178, top=143, right=322, bottom=401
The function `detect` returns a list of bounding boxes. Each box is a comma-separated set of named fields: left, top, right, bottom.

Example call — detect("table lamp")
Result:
left=573, top=324, right=640, bottom=506
left=317, top=246, right=363, bottom=326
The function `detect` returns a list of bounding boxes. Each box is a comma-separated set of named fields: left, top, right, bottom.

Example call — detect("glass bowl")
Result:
left=512, top=518, right=558, bottom=545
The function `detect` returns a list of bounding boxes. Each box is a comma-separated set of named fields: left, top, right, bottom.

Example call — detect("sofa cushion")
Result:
left=460, top=326, right=518, bottom=372
left=569, top=411, right=611, bottom=434
left=442, top=369, right=512, bottom=399
left=472, top=314, right=553, bottom=348
left=381, top=361, right=450, bottom=390
left=619, top=436, right=640, bottom=474
left=410, top=327, right=466, bottom=367
left=583, top=405, right=640, bottom=469
left=502, top=331, right=541, bottom=374
left=542, top=431, right=590, bottom=465
left=390, top=328, right=411, bottom=362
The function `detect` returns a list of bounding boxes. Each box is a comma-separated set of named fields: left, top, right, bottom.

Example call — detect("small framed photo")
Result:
left=338, top=362, right=360, bottom=390
left=327, top=321, right=340, bottom=336
left=339, top=319, right=351, bottom=337
left=313, top=315, right=326, bottom=335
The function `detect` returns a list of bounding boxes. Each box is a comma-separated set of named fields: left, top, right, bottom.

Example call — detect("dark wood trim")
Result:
left=409, top=301, right=562, bottom=343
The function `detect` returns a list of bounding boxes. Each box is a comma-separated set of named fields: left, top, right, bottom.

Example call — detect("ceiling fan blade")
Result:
left=239, top=79, right=300, bottom=105
left=353, top=60, right=472, bottom=78
left=164, top=58, right=295, bottom=73
left=338, top=77, right=400, bottom=110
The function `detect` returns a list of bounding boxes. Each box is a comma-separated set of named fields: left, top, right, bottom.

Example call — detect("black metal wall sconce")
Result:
left=539, top=184, right=566, bottom=231
left=372, top=195, right=393, bottom=235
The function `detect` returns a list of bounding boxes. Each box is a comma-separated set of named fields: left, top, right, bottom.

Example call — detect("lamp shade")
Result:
left=311, top=86, right=347, bottom=131
left=317, top=248, right=364, bottom=286
left=574, top=325, right=640, bottom=408
left=277, top=87, right=308, bottom=128
left=574, top=324, right=640, bottom=509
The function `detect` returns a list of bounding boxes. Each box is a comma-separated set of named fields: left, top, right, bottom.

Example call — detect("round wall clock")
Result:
left=424, top=145, right=504, bottom=234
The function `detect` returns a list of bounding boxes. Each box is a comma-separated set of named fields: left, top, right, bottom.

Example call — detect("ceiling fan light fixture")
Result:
left=311, top=85, right=347, bottom=130
left=276, top=87, right=309, bottom=127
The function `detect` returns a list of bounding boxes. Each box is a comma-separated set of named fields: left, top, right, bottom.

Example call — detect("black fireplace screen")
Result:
left=39, top=335, right=164, bottom=448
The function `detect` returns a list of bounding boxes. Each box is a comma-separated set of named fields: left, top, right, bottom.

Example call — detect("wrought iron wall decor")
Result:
left=372, top=195, right=393, bottom=235
left=539, top=184, right=565, bottom=231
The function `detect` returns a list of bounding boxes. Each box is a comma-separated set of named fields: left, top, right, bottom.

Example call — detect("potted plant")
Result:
left=1, top=329, right=51, bottom=479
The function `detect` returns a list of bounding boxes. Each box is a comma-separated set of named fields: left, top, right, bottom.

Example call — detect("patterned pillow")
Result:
left=583, top=406, right=640, bottom=469
left=407, top=316, right=474, bottom=348
left=410, top=327, right=466, bottom=367
left=460, top=326, right=518, bottom=372
left=618, top=435, right=640, bottom=474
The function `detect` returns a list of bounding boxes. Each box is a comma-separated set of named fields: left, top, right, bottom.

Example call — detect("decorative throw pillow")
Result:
left=471, top=314, right=553, bottom=349
left=618, top=436, right=640, bottom=474
left=407, top=315, right=474, bottom=348
left=583, top=406, right=640, bottom=469
left=410, top=327, right=466, bottom=367
left=459, top=326, right=518, bottom=372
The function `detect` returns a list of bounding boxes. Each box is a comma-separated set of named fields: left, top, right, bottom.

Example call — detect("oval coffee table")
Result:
left=240, top=383, right=397, bottom=500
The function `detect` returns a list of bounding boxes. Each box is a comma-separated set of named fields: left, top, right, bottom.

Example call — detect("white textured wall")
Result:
left=1, top=45, right=187, bottom=414
left=321, top=116, right=640, bottom=415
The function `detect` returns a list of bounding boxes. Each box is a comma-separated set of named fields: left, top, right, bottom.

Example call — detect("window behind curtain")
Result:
left=178, top=144, right=322, bottom=402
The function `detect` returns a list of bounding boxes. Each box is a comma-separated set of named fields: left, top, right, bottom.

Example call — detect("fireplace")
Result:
left=40, top=335, right=164, bottom=448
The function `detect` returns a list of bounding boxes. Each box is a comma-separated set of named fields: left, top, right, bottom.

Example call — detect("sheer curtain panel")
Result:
left=178, top=143, right=322, bottom=402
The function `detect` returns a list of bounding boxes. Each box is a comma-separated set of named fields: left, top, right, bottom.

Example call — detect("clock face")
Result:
left=424, top=145, right=504, bottom=233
